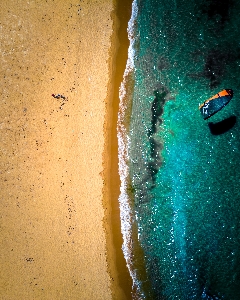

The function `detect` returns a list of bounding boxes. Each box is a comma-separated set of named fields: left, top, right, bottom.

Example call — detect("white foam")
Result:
left=117, top=1, right=145, bottom=299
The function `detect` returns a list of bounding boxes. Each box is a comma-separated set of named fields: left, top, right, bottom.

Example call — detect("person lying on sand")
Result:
left=52, top=94, right=66, bottom=100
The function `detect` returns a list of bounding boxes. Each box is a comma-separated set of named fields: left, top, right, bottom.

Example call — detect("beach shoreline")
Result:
left=0, top=0, right=132, bottom=299
left=102, top=0, right=134, bottom=299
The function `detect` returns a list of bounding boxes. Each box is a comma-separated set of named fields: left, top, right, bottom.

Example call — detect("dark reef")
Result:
left=189, top=46, right=240, bottom=89
left=147, top=88, right=168, bottom=184
left=200, top=0, right=234, bottom=25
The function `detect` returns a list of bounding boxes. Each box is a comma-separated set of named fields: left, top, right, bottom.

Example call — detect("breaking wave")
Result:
left=117, top=0, right=145, bottom=298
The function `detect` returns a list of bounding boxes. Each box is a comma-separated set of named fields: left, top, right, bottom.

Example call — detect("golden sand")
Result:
left=0, top=0, right=132, bottom=299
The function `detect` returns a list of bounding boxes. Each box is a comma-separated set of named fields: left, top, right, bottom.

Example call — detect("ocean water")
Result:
left=118, top=0, right=240, bottom=299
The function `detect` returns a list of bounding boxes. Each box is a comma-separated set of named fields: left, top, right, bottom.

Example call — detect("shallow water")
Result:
left=118, top=0, right=240, bottom=299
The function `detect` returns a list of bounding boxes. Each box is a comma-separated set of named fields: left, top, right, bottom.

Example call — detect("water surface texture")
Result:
left=118, top=0, right=240, bottom=299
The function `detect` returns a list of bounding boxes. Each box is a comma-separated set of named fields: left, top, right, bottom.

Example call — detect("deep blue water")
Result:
left=119, top=0, right=240, bottom=299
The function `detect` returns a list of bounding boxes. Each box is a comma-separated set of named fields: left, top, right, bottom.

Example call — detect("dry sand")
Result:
left=0, top=0, right=131, bottom=299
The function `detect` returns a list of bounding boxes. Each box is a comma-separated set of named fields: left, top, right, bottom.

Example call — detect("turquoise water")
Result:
left=119, top=0, right=240, bottom=299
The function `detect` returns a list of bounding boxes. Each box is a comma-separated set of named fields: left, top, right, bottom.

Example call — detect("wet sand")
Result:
left=103, top=0, right=134, bottom=299
left=0, top=0, right=131, bottom=299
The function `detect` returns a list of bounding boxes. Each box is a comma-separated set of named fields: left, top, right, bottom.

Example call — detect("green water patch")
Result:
left=127, top=0, right=240, bottom=298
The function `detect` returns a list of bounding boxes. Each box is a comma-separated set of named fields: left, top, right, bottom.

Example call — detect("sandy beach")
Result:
left=0, top=0, right=131, bottom=299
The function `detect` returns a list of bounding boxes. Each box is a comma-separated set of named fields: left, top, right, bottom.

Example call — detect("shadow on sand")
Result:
left=208, top=115, right=237, bottom=135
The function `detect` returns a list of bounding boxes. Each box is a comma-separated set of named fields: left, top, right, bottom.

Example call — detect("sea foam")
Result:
left=117, top=0, right=145, bottom=299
